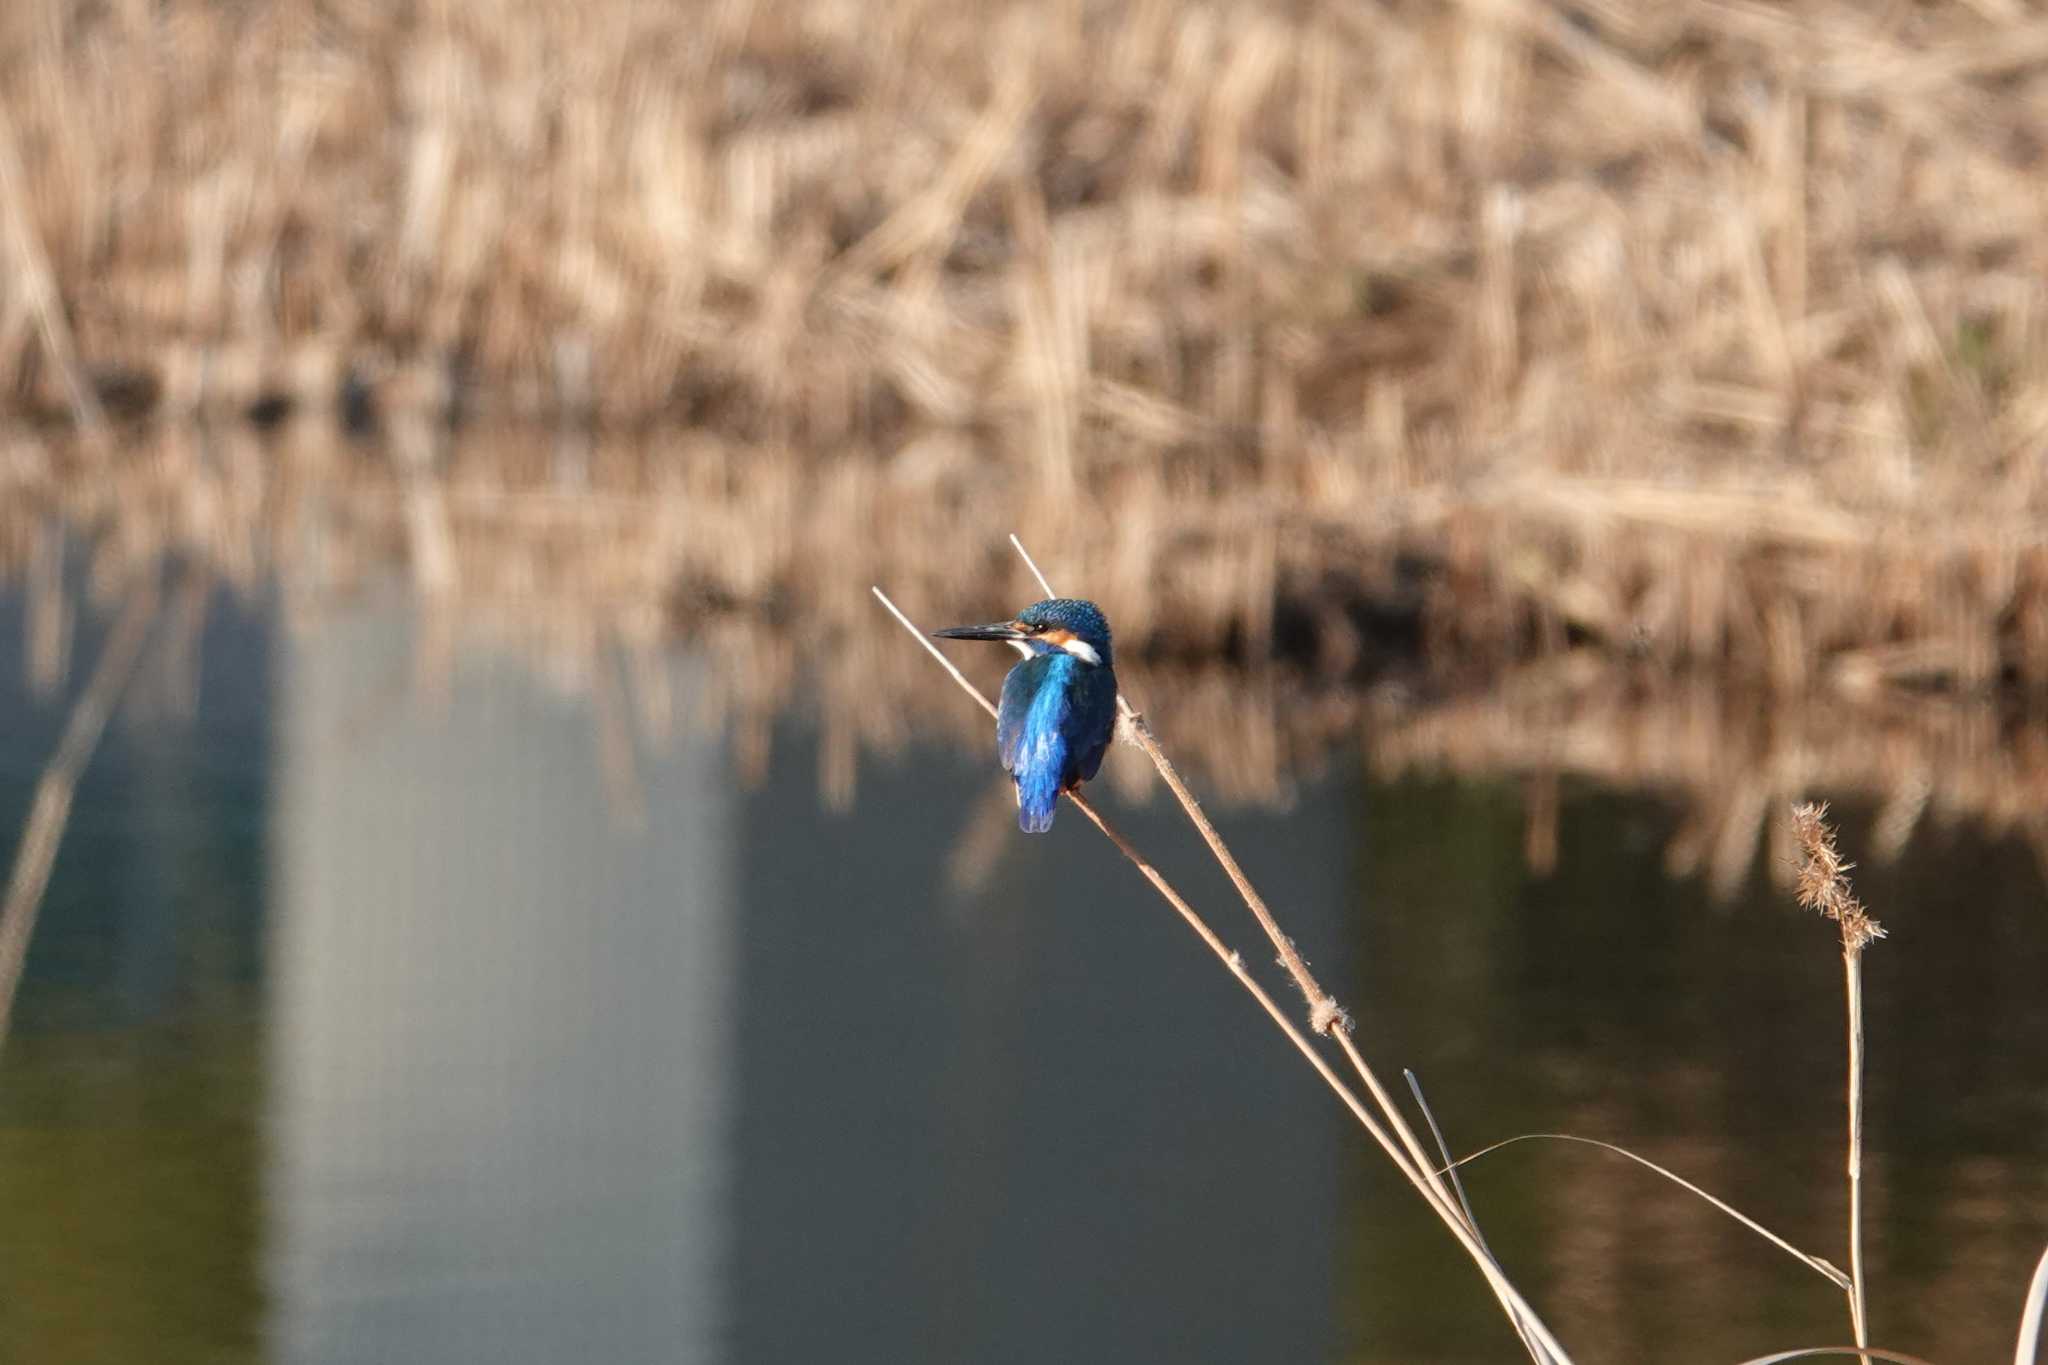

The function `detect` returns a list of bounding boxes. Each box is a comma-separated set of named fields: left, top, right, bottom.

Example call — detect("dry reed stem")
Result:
left=0, top=575, right=158, bottom=1051
left=1407, top=1070, right=1502, bottom=1268
left=2017, top=1243, right=2048, bottom=1365
left=871, top=583, right=1570, bottom=1362
left=1009, top=538, right=1341, bottom=1022
left=1445, top=1132, right=1853, bottom=1292
left=1008, top=532, right=1520, bottom=1313
left=1792, top=801, right=1887, bottom=1360
left=0, top=106, right=104, bottom=442
left=1843, top=954, right=1871, bottom=1360
left=1406, top=1069, right=1549, bottom=1364
left=1019, top=531, right=1353, bottom=1000
left=1728, top=1350, right=1937, bottom=1365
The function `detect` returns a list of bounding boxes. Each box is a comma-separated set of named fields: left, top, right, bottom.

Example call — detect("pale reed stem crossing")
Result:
left=874, top=581, right=1569, bottom=1363
left=1005, top=534, right=1554, bottom=1353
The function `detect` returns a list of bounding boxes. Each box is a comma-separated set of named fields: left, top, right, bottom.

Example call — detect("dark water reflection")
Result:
left=1, top=587, right=2043, bottom=1364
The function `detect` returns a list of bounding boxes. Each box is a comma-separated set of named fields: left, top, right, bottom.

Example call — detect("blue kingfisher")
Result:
left=933, top=598, right=1118, bottom=833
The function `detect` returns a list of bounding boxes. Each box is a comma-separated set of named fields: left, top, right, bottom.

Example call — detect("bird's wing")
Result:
left=1068, top=665, right=1118, bottom=783
left=997, top=656, right=1061, bottom=776
left=998, top=657, right=1074, bottom=832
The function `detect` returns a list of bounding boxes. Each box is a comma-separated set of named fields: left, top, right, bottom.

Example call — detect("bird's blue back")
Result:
left=997, top=652, right=1118, bottom=833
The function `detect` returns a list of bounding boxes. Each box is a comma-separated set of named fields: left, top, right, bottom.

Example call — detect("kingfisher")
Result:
left=933, top=598, right=1118, bottom=833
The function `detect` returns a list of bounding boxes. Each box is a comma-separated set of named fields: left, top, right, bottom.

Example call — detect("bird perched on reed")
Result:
left=933, top=598, right=1117, bottom=832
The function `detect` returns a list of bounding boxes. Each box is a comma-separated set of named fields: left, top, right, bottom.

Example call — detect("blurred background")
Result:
left=2, top=1, right=2047, bottom=1361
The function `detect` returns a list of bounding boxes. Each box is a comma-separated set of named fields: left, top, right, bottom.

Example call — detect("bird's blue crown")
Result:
left=1017, top=598, right=1113, bottom=665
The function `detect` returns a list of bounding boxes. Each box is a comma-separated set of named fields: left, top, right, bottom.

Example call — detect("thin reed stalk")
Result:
left=1792, top=803, right=1888, bottom=1361
left=0, top=576, right=158, bottom=1051
left=2017, top=1243, right=2048, bottom=1364
left=873, top=581, right=1570, bottom=1362
left=1407, top=1070, right=1549, bottom=1365
left=1729, top=1349, right=1936, bottom=1365
left=1006, top=534, right=1547, bottom=1338
left=1846, top=954, right=1869, bottom=1354
left=1443, top=1132, right=1852, bottom=1292
left=0, top=106, right=106, bottom=443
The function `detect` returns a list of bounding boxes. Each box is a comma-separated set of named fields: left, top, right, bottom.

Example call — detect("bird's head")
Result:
left=933, top=597, right=1113, bottom=667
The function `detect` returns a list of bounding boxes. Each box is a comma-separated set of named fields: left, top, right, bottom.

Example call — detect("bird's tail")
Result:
left=1016, top=777, right=1059, bottom=834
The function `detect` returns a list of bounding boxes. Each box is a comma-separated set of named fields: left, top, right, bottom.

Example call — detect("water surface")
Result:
left=0, top=584, right=2043, bottom=1364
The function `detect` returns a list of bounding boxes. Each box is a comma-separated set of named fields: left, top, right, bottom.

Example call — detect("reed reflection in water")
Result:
left=13, top=417, right=2048, bottom=888
left=1, top=581, right=2045, bottom=1363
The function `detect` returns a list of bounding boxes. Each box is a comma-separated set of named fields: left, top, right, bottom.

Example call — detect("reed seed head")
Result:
left=1790, top=801, right=1887, bottom=953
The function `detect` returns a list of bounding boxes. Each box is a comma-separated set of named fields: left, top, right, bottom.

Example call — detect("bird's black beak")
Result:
left=932, top=620, right=1027, bottom=643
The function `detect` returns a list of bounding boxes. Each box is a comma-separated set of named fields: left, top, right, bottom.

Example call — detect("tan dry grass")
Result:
left=2, top=0, right=2047, bottom=469
left=1791, top=802, right=1885, bottom=1353
left=8, top=3, right=2048, bottom=692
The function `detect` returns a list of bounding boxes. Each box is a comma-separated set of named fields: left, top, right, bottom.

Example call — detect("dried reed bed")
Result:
left=5, top=0, right=2048, bottom=467
left=8, top=2, right=2048, bottom=685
